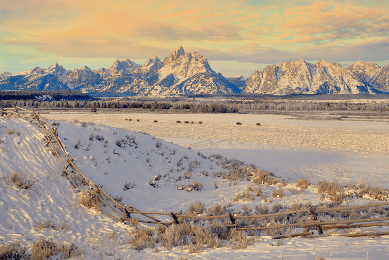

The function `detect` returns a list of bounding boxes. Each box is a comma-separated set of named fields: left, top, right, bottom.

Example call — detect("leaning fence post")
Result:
left=169, top=212, right=179, bottom=224
left=124, top=208, right=132, bottom=219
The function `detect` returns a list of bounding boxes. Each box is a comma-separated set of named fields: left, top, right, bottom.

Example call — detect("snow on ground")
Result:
left=1, top=111, right=389, bottom=259
left=44, top=112, right=389, bottom=187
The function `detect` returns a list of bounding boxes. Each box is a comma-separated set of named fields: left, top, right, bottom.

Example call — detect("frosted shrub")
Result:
left=296, top=178, right=312, bottom=189
left=78, top=189, right=100, bottom=209
left=252, top=168, right=278, bottom=185
left=95, top=134, right=104, bottom=141
left=10, top=171, right=34, bottom=189
left=31, top=238, right=57, bottom=260
left=129, top=228, right=156, bottom=250
left=191, top=181, right=203, bottom=191
left=57, top=242, right=82, bottom=259
left=116, top=139, right=127, bottom=147
left=317, top=180, right=343, bottom=196
left=126, top=134, right=136, bottom=145
left=123, top=181, right=136, bottom=191
left=33, top=220, right=55, bottom=230
left=73, top=139, right=81, bottom=149
left=271, top=187, right=285, bottom=198
left=6, top=128, right=15, bottom=135
left=187, top=200, right=206, bottom=215
left=317, top=180, right=345, bottom=202
left=0, top=241, right=27, bottom=260
left=229, top=229, right=254, bottom=249
left=160, top=222, right=190, bottom=249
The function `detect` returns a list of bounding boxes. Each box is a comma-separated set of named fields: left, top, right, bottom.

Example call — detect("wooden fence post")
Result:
left=229, top=212, right=236, bottom=226
left=169, top=212, right=179, bottom=224
left=304, top=206, right=323, bottom=235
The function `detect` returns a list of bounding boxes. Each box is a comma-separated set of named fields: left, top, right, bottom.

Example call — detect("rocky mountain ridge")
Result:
left=1, top=47, right=388, bottom=96
left=243, top=59, right=389, bottom=95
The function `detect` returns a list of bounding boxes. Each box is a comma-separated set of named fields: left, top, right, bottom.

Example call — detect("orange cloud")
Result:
left=277, top=1, right=389, bottom=44
left=1, top=0, right=389, bottom=62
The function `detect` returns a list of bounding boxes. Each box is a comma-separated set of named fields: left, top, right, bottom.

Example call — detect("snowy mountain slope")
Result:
left=167, top=72, right=239, bottom=95
left=226, top=76, right=247, bottom=91
left=348, top=61, right=381, bottom=82
left=369, top=64, right=389, bottom=93
left=243, top=59, right=380, bottom=95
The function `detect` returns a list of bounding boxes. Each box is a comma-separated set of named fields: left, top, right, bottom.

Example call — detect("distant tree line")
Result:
left=1, top=98, right=388, bottom=113
left=0, top=90, right=92, bottom=101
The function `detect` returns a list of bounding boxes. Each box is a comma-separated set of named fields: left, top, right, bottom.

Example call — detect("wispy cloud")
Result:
left=0, top=0, right=388, bottom=72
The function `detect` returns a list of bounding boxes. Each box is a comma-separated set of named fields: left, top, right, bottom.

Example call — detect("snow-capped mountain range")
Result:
left=1, top=47, right=389, bottom=96
left=244, top=59, right=389, bottom=95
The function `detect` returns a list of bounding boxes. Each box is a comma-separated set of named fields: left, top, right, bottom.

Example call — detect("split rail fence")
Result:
left=2, top=106, right=389, bottom=239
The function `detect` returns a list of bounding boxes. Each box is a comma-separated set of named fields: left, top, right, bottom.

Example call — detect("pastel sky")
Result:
left=1, top=0, right=389, bottom=76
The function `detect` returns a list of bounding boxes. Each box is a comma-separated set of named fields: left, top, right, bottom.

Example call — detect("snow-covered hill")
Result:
left=2, top=113, right=389, bottom=259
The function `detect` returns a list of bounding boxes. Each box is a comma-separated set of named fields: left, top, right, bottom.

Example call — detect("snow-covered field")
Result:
left=1, top=110, right=389, bottom=259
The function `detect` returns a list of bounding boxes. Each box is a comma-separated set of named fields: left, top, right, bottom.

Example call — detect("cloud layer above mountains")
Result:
left=1, top=0, right=389, bottom=75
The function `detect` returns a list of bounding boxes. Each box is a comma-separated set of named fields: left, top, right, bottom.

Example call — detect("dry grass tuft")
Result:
left=57, top=242, right=83, bottom=259
left=229, top=229, right=254, bottom=249
left=252, top=168, right=278, bottom=185
left=10, top=171, right=34, bottom=189
left=34, top=220, right=55, bottom=230
left=30, top=237, right=82, bottom=260
left=0, top=241, right=27, bottom=260
left=78, top=189, right=101, bottom=209
left=296, top=178, right=312, bottom=190
left=6, top=128, right=15, bottom=135
left=271, top=187, right=285, bottom=198
left=30, top=237, right=57, bottom=260
left=317, top=180, right=343, bottom=196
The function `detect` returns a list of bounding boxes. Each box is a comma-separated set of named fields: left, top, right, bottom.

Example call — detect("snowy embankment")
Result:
left=1, top=113, right=389, bottom=259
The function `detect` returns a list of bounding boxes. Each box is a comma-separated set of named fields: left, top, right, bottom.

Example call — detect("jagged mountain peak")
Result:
left=29, top=67, right=45, bottom=74
left=0, top=71, right=12, bottom=77
left=81, top=66, right=91, bottom=71
left=48, top=63, right=61, bottom=69
left=109, top=58, right=140, bottom=74
left=156, top=49, right=214, bottom=84
left=138, top=55, right=163, bottom=75
left=163, top=46, right=185, bottom=64
left=142, top=55, right=161, bottom=68
left=48, top=63, right=67, bottom=74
